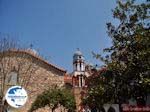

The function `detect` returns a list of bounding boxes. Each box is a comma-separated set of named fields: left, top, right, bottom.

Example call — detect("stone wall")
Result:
left=73, top=87, right=86, bottom=112
left=0, top=51, right=66, bottom=112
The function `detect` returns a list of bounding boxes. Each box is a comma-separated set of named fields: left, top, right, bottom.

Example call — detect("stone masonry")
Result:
left=0, top=50, right=66, bottom=112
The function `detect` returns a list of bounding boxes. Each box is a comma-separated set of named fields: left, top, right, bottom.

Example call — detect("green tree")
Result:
left=29, top=87, right=76, bottom=112
left=103, top=0, right=149, bottom=105
left=83, top=68, right=115, bottom=111
left=84, top=0, right=150, bottom=109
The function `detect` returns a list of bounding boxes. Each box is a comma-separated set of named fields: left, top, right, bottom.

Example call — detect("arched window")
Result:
left=80, top=75, right=83, bottom=87
left=108, top=107, right=115, bottom=112
left=75, top=63, right=77, bottom=71
left=6, top=71, right=18, bottom=86
left=80, top=63, right=82, bottom=71
left=100, top=107, right=105, bottom=112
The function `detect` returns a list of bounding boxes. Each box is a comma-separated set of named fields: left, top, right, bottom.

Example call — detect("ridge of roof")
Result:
left=1, top=49, right=67, bottom=73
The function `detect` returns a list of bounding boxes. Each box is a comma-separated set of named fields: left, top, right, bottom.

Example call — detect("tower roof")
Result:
left=74, top=48, right=82, bottom=56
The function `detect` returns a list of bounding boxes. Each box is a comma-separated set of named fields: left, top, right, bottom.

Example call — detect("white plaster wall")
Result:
left=103, top=104, right=120, bottom=112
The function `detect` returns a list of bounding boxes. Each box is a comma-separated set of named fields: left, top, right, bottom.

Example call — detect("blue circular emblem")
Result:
left=5, top=86, right=28, bottom=108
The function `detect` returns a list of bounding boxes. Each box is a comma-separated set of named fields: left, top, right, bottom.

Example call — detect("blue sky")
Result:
left=0, top=0, right=117, bottom=72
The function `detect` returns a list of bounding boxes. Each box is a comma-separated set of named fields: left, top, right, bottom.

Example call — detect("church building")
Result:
left=0, top=48, right=93, bottom=112
left=0, top=49, right=66, bottom=112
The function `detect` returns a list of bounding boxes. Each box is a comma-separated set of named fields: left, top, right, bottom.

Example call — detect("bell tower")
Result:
left=72, top=49, right=90, bottom=111
left=73, top=48, right=85, bottom=72
left=72, top=49, right=88, bottom=88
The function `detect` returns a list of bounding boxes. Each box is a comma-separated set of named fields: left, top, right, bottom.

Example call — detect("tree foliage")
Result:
left=105, top=0, right=150, bottom=105
left=29, top=87, right=76, bottom=112
left=83, top=68, right=115, bottom=110
left=85, top=0, right=150, bottom=108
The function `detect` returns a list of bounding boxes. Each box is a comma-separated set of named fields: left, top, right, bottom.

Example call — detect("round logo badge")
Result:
left=5, top=86, right=28, bottom=108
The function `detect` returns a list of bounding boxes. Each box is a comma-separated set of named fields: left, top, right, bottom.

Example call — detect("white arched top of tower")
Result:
left=73, top=49, right=85, bottom=61
left=74, top=48, right=82, bottom=56
left=73, top=49, right=86, bottom=72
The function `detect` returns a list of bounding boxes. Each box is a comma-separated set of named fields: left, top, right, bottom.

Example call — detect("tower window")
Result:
left=80, top=76, right=82, bottom=87
left=80, top=63, right=82, bottom=71
left=75, top=63, right=77, bottom=71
